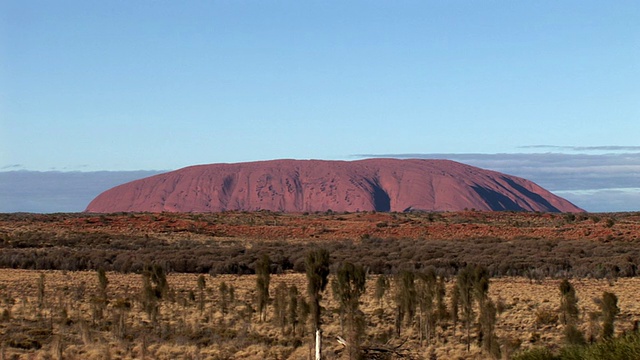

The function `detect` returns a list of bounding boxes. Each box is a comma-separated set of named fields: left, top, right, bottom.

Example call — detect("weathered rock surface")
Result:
left=86, top=159, right=583, bottom=213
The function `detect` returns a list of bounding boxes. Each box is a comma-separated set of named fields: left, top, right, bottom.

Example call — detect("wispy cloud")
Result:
left=353, top=150, right=640, bottom=212
left=1, top=164, right=24, bottom=170
left=519, top=145, right=640, bottom=152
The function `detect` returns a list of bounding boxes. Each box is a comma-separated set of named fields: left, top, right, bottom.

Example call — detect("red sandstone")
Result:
left=86, top=159, right=583, bottom=213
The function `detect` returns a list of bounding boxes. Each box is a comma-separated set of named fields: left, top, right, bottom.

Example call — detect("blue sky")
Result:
left=1, top=1, right=639, bottom=212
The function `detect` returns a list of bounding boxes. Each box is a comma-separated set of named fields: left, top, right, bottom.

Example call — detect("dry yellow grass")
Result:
left=1, top=269, right=640, bottom=359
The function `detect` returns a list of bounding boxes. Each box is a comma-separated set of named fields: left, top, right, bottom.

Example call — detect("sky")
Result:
left=1, top=1, right=639, bottom=212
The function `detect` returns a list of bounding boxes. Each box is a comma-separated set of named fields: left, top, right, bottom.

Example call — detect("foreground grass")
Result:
left=1, top=270, right=640, bottom=359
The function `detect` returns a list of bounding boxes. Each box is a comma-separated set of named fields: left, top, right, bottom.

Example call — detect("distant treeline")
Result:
left=1, top=230, right=638, bottom=279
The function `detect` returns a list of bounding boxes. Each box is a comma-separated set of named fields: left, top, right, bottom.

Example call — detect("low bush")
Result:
left=515, top=332, right=640, bottom=360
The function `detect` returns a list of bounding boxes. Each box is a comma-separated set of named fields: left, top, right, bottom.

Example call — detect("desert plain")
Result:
left=1, top=210, right=640, bottom=359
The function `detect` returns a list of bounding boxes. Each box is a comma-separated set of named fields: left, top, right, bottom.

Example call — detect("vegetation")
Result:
left=272, top=281, right=288, bottom=335
left=394, top=270, right=416, bottom=336
left=559, top=279, right=585, bottom=346
left=305, top=248, right=331, bottom=359
left=332, top=262, right=367, bottom=359
left=255, top=254, right=271, bottom=322
left=456, top=266, right=476, bottom=351
left=599, top=291, right=620, bottom=340
left=0, top=268, right=639, bottom=359
left=374, top=274, right=389, bottom=309
left=1, top=211, right=640, bottom=358
left=514, top=332, right=640, bottom=360
left=1, top=211, right=640, bottom=279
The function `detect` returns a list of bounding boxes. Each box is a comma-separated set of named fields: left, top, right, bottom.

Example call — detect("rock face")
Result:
left=86, top=159, right=583, bottom=213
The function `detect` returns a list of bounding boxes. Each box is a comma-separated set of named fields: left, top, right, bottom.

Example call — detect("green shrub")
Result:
left=513, top=347, right=557, bottom=360
left=515, top=333, right=640, bottom=360
left=582, top=332, right=640, bottom=360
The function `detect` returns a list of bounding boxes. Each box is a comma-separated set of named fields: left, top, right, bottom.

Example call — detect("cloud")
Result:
left=519, top=145, right=640, bottom=152
left=0, top=171, right=163, bottom=213
left=1, top=164, right=24, bottom=170
left=353, top=152, right=640, bottom=212
left=554, top=188, right=640, bottom=213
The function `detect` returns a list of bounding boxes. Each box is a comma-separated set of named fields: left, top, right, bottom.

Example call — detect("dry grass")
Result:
left=1, top=269, right=640, bottom=359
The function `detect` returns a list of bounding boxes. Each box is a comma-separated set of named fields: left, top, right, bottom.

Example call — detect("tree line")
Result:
left=1, top=231, right=639, bottom=279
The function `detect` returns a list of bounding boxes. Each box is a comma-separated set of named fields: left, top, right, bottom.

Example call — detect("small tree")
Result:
left=331, top=277, right=346, bottom=334
left=141, top=271, right=158, bottom=322
left=288, top=285, right=300, bottom=336
left=256, top=254, right=271, bottom=322
left=333, top=262, right=366, bottom=360
left=197, top=274, right=206, bottom=313
left=586, top=311, right=602, bottom=343
left=394, top=270, right=416, bottom=336
left=112, top=297, right=131, bottom=339
left=144, top=264, right=168, bottom=300
left=473, top=266, right=491, bottom=350
left=450, top=280, right=460, bottom=336
left=473, top=266, right=490, bottom=307
left=142, top=264, right=169, bottom=322
left=559, top=279, right=579, bottom=326
left=374, top=274, right=390, bottom=309
left=97, top=268, right=109, bottom=301
left=479, top=299, right=500, bottom=359
left=306, top=249, right=331, bottom=360
left=416, top=268, right=436, bottom=345
left=559, top=279, right=585, bottom=345
left=219, top=281, right=230, bottom=319
left=298, top=295, right=310, bottom=337
left=454, top=265, right=495, bottom=354
left=456, top=266, right=475, bottom=351
left=273, top=282, right=289, bottom=335
left=599, top=291, right=620, bottom=340
left=94, top=268, right=109, bottom=322
left=435, top=275, right=448, bottom=340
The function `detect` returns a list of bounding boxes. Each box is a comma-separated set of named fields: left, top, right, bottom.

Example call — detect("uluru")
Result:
left=86, top=158, right=583, bottom=213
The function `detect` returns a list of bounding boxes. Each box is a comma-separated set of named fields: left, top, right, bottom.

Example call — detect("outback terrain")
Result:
left=1, top=210, right=640, bottom=359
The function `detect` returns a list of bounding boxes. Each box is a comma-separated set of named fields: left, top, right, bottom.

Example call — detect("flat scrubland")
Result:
left=1, top=211, right=639, bottom=278
left=1, top=211, right=640, bottom=359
